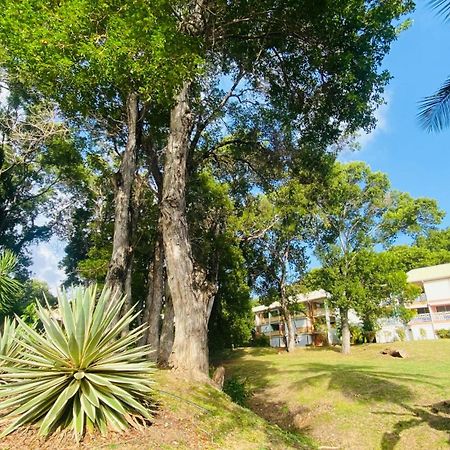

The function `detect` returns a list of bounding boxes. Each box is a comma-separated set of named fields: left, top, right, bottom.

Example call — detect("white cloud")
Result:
left=340, top=92, right=392, bottom=161
left=358, top=96, right=390, bottom=148
left=30, top=237, right=66, bottom=295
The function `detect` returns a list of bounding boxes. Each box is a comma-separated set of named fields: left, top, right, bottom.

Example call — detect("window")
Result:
left=271, top=309, right=280, bottom=317
left=436, top=305, right=450, bottom=313
left=416, top=307, right=429, bottom=315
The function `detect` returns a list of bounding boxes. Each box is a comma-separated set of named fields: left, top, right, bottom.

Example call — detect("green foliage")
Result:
left=307, top=162, right=443, bottom=345
left=223, top=376, right=252, bottom=406
left=0, top=285, right=155, bottom=441
left=349, top=324, right=364, bottom=345
left=0, top=250, right=22, bottom=315
left=396, top=327, right=406, bottom=342
left=0, top=0, right=201, bottom=114
left=419, top=328, right=428, bottom=339
left=436, top=329, right=450, bottom=339
left=249, top=333, right=271, bottom=348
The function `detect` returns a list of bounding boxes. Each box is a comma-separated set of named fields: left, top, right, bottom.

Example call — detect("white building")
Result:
left=254, top=263, right=450, bottom=347
left=404, top=263, right=450, bottom=340
left=253, top=290, right=339, bottom=348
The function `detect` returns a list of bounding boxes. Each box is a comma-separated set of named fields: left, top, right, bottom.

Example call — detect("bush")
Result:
left=349, top=324, right=364, bottom=345
left=396, top=327, right=406, bottom=342
left=223, top=376, right=252, bottom=406
left=436, top=329, right=450, bottom=339
left=249, top=333, right=270, bottom=347
left=0, top=285, right=155, bottom=441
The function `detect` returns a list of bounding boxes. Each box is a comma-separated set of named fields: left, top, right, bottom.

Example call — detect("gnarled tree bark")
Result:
left=160, top=82, right=217, bottom=378
left=105, top=92, right=140, bottom=301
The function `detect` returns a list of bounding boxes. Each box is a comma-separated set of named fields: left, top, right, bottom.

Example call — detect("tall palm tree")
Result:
left=418, top=1, right=450, bottom=131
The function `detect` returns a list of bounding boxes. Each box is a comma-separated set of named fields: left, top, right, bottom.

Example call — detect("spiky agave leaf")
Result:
left=0, top=285, right=155, bottom=441
left=0, top=318, right=22, bottom=377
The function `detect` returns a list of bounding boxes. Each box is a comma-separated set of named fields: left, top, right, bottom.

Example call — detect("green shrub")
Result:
left=223, top=376, right=252, bottom=406
left=349, top=324, right=364, bottom=345
left=419, top=328, right=427, bottom=339
left=436, top=329, right=450, bottom=339
left=396, top=327, right=406, bottom=342
left=0, top=285, right=155, bottom=441
left=249, top=333, right=270, bottom=347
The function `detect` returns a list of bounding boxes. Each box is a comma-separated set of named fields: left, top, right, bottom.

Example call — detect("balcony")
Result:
left=433, top=312, right=450, bottom=322
left=410, top=313, right=432, bottom=323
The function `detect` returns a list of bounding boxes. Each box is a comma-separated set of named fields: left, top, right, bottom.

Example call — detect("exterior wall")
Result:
left=423, top=279, right=450, bottom=303
left=376, top=318, right=410, bottom=344
left=409, top=324, right=436, bottom=341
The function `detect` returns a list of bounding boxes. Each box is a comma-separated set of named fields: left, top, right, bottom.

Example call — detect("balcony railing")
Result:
left=433, top=312, right=450, bottom=322
left=410, top=313, right=432, bottom=323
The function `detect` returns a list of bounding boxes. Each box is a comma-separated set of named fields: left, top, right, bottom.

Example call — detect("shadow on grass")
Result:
left=291, top=362, right=440, bottom=403
left=221, top=348, right=444, bottom=447
left=379, top=401, right=450, bottom=449
left=187, top=382, right=315, bottom=449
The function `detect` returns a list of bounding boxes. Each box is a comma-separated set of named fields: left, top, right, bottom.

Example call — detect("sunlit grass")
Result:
left=223, top=340, right=450, bottom=450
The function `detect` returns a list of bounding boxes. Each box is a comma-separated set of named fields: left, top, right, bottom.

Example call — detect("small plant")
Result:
left=0, top=250, right=22, bottom=314
left=249, top=333, right=270, bottom=347
left=419, top=328, right=428, bottom=339
left=436, top=329, right=450, bottom=339
left=349, top=324, right=364, bottom=345
left=223, top=376, right=252, bottom=406
left=0, top=285, right=155, bottom=441
left=396, top=327, right=406, bottom=342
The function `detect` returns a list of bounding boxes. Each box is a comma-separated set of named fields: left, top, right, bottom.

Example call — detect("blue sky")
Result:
left=31, top=3, right=450, bottom=291
left=344, top=2, right=450, bottom=227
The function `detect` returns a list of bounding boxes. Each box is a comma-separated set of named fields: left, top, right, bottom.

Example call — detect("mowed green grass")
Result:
left=222, top=340, right=450, bottom=450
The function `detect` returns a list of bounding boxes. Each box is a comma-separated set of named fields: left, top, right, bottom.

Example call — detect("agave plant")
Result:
left=0, top=285, right=155, bottom=440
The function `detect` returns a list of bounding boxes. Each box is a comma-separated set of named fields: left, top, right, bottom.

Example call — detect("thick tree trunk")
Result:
left=159, top=293, right=175, bottom=366
left=340, top=308, right=351, bottom=355
left=105, top=92, right=139, bottom=300
left=287, top=313, right=296, bottom=352
left=160, top=82, right=216, bottom=378
left=281, top=304, right=296, bottom=352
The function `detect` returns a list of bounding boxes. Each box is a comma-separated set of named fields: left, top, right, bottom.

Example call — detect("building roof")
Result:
left=407, top=263, right=450, bottom=284
left=252, top=289, right=329, bottom=313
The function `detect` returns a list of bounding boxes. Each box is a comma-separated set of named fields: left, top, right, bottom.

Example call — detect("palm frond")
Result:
left=430, top=0, right=450, bottom=22
left=418, top=77, right=450, bottom=132
left=0, top=251, right=22, bottom=312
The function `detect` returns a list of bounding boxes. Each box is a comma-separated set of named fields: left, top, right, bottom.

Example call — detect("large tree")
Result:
left=159, top=0, right=414, bottom=376
left=0, top=0, right=414, bottom=377
left=311, top=161, right=443, bottom=354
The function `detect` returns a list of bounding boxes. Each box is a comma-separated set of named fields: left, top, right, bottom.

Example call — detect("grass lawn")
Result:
left=222, top=340, right=450, bottom=450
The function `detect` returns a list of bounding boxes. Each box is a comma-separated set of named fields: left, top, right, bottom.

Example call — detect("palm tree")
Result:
left=0, top=250, right=22, bottom=314
left=418, top=1, right=450, bottom=131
